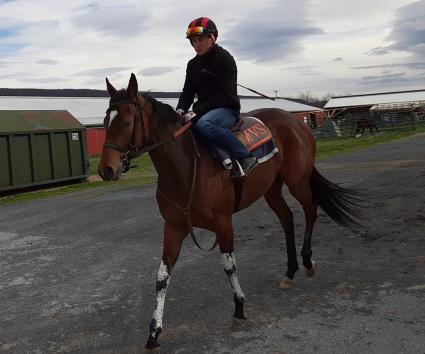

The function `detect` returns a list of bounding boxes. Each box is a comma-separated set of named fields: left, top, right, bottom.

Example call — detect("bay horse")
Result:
left=98, top=74, right=362, bottom=350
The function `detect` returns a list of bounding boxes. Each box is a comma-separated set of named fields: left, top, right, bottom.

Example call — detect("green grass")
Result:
left=1, top=126, right=424, bottom=206
left=316, top=125, right=425, bottom=159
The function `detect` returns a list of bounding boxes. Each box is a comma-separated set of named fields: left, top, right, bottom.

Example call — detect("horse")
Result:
left=354, top=116, right=379, bottom=137
left=98, top=73, right=362, bottom=350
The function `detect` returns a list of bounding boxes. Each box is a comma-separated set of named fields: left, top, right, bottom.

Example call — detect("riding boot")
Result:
left=240, top=156, right=258, bottom=174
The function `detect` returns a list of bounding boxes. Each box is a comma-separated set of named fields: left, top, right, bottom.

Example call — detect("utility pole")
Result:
left=274, top=90, right=278, bottom=99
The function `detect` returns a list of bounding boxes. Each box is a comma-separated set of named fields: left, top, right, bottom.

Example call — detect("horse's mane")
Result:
left=142, top=93, right=180, bottom=126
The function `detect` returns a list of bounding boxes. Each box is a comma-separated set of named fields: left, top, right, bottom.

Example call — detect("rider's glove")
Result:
left=183, top=111, right=196, bottom=123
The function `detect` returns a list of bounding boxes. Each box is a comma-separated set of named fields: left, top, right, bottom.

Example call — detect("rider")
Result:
left=176, top=17, right=258, bottom=175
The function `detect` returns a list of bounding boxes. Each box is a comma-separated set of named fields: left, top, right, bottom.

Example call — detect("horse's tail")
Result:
left=310, top=166, right=364, bottom=228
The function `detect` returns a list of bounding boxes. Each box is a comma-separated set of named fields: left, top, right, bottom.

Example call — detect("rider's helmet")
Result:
left=186, top=17, right=218, bottom=39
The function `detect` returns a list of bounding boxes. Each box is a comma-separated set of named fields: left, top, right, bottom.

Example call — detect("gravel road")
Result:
left=0, top=133, right=424, bottom=354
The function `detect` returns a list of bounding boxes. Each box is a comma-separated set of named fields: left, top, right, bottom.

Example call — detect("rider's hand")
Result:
left=176, top=108, right=185, bottom=118
left=183, top=111, right=196, bottom=123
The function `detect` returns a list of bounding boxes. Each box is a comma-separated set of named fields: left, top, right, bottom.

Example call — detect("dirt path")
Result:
left=0, top=133, right=424, bottom=354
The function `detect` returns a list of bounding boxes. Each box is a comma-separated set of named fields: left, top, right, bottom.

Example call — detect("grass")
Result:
left=1, top=125, right=424, bottom=206
left=316, top=125, right=425, bottom=159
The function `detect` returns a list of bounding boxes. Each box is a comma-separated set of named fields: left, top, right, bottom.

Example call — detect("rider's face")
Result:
left=190, top=35, right=215, bottom=56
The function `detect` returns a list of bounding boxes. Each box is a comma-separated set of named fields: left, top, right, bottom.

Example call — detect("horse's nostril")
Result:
left=103, top=166, right=115, bottom=180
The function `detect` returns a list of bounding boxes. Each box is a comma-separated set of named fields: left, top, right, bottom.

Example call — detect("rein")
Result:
left=103, top=95, right=217, bottom=252
left=156, top=131, right=217, bottom=252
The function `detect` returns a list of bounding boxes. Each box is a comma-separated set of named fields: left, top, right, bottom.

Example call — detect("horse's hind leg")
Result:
left=215, top=217, right=247, bottom=320
left=146, top=222, right=187, bottom=350
left=288, top=182, right=317, bottom=277
left=264, top=177, right=299, bottom=288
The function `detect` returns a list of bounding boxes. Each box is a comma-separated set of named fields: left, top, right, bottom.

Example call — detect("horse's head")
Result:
left=98, top=73, right=148, bottom=181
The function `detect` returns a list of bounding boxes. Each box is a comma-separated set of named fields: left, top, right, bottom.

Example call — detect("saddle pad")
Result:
left=207, top=116, right=279, bottom=171
left=232, top=117, right=273, bottom=152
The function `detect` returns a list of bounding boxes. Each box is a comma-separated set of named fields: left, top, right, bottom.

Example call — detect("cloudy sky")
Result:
left=0, top=0, right=424, bottom=97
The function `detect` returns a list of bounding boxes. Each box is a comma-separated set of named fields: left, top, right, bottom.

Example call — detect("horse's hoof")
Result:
left=145, top=343, right=160, bottom=351
left=233, top=314, right=248, bottom=321
left=145, top=336, right=160, bottom=350
left=305, top=261, right=316, bottom=278
left=279, top=277, right=296, bottom=289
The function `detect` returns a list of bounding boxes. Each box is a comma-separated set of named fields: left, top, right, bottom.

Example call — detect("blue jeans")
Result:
left=194, top=108, right=251, bottom=159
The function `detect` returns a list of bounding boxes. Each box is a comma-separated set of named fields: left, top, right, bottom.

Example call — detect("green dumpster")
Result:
left=0, top=110, right=89, bottom=192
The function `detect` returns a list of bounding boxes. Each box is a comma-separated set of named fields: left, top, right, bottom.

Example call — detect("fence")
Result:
left=315, top=107, right=425, bottom=139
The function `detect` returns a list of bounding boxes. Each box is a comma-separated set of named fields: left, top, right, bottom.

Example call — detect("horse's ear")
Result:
left=127, top=73, right=138, bottom=100
left=106, top=77, right=117, bottom=97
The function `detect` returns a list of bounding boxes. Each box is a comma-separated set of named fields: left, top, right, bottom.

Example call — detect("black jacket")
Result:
left=177, top=45, right=240, bottom=120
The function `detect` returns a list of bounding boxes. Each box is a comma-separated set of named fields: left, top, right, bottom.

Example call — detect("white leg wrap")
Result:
left=151, top=260, right=170, bottom=333
left=221, top=252, right=245, bottom=301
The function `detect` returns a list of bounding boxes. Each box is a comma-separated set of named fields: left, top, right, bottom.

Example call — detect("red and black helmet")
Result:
left=186, top=17, right=218, bottom=38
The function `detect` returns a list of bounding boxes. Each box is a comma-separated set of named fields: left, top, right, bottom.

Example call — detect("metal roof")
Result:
left=0, top=110, right=84, bottom=132
left=0, top=97, right=108, bottom=126
left=0, top=96, right=321, bottom=126
left=370, top=101, right=425, bottom=111
left=324, top=89, right=425, bottom=109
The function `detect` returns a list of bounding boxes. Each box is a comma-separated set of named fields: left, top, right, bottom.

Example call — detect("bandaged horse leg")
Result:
left=146, top=260, right=170, bottom=349
left=222, top=252, right=246, bottom=319
left=145, top=222, right=187, bottom=350
left=215, top=217, right=246, bottom=319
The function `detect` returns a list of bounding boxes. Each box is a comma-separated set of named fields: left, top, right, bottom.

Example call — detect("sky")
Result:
left=0, top=0, right=424, bottom=98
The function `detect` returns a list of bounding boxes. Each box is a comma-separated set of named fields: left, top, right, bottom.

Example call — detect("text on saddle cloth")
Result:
left=231, top=117, right=273, bottom=151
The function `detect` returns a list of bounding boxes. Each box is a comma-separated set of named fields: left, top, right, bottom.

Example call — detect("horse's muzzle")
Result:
left=99, top=165, right=122, bottom=181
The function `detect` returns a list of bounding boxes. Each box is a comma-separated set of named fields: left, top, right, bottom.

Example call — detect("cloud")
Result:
left=0, top=72, right=27, bottom=79
left=74, top=66, right=132, bottom=78
left=361, top=72, right=410, bottom=84
left=71, top=4, right=152, bottom=37
left=18, top=77, right=70, bottom=83
left=0, top=60, right=22, bottom=66
left=138, top=66, right=179, bottom=77
left=37, top=59, right=59, bottom=65
left=368, top=0, right=425, bottom=58
left=365, top=46, right=390, bottom=56
left=221, top=0, right=324, bottom=62
left=352, top=62, right=425, bottom=70
left=387, top=0, right=425, bottom=57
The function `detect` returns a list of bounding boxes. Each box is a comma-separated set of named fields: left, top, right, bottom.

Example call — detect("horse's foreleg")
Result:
left=145, top=222, right=187, bottom=350
left=222, top=252, right=247, bottom=319
left=216, top=220, right=247, bottom=320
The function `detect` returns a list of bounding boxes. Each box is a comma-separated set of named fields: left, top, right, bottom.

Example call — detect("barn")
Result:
left=0, top=96, right=323, bottom=155
left=324, top=89, right=425, bottom=137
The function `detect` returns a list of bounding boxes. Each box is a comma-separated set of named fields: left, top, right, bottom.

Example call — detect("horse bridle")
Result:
left=103, top=95, right=196, bottom=171
left=103, top=96, right=148, bottom=171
